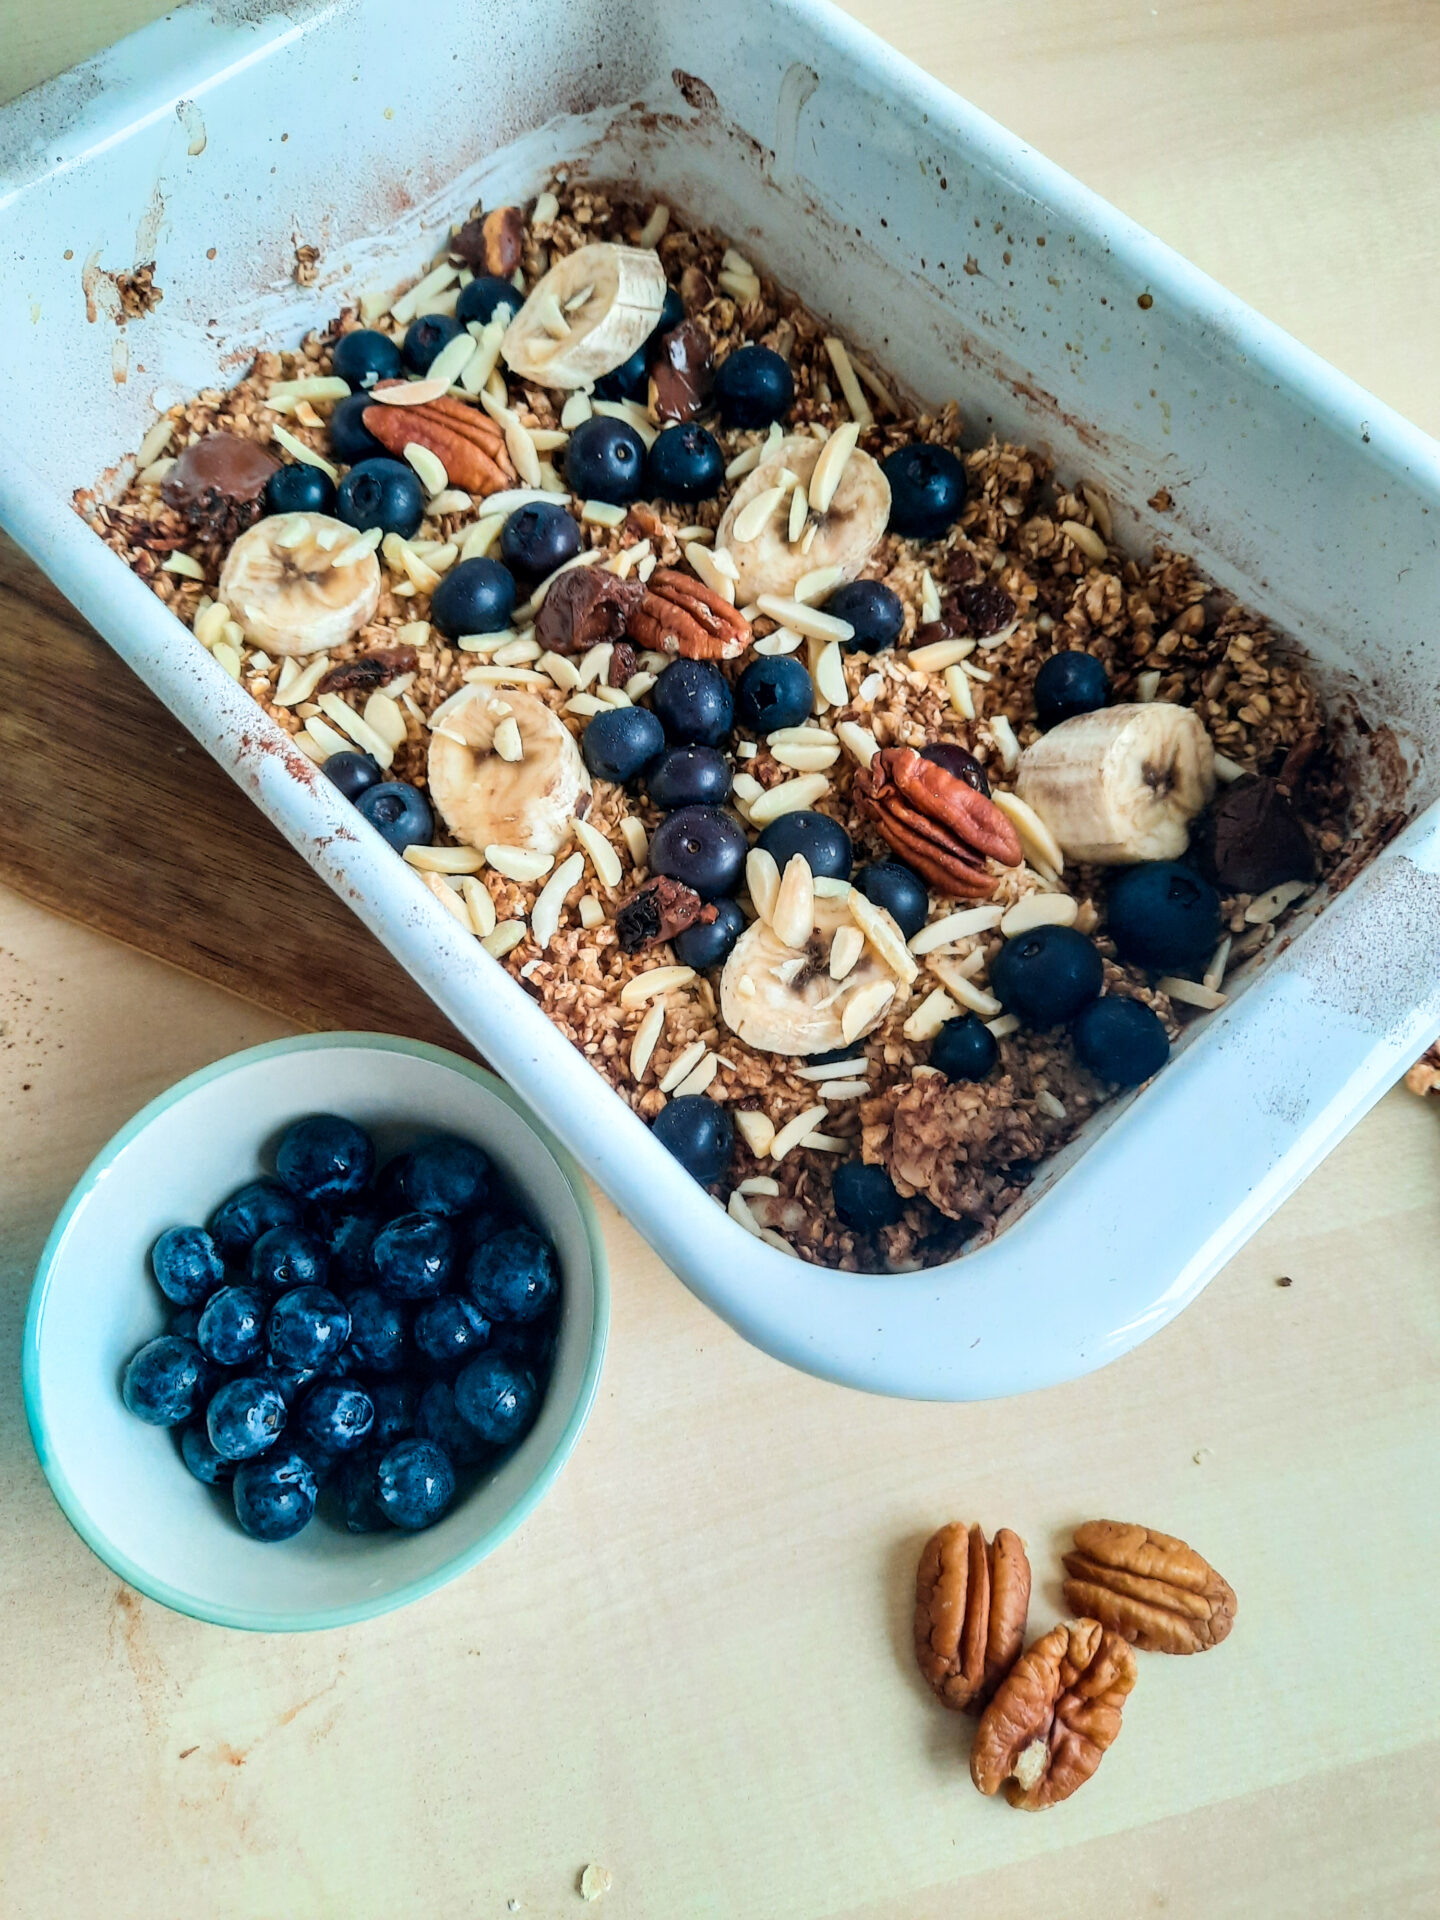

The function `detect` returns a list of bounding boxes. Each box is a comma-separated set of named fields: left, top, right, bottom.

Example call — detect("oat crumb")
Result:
left=294, top=241, right=321, bottom=287
left=579, top=1864, right=612, bottom=1902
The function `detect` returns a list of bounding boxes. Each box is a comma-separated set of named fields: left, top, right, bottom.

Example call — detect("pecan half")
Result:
left=614, top=878, right=716, bottom=953
left=648, top=319, right=714, bottom=423
left=316, top=645, right=418, bottom=696
left=914, top=1523, right=1031, bottom=1712
left=1061, top=1521, right=1237, bottom=1655
left=536, top=568, right=646, bottom=655
left=854, top=746, right=1022, bottom=898
left=627, top=568, right=752, bottom=661
left=971, top=1619, right=1137, bottom=1810
left=452, top=206, right=524, bottom=278
left=362, top=389, right=515, bottom=497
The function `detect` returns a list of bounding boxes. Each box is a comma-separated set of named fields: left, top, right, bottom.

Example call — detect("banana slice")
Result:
left=1014, top=702, right=1216, bottom=864
left=218, top=513, right=381, bottom=658
left=715, top=433, right=890, bottom=604
left=720, top=892, right=902, bottom=1055
left=428, top=688, right=590, bottom=856
left=501, top=243, right=667, bottom=390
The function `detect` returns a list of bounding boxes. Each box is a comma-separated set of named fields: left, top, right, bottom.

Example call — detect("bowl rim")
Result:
left=21, top=1030, right=611, bottom=1633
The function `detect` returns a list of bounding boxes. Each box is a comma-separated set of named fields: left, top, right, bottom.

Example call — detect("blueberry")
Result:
left=335, top=457, right=424, bottom=539
left=563, top=415, right=648, bottom=505
left=651, top=1095, right=733, bottom=1184
left=593, top=343, right=649, bottom=404
left=714, top=345, right=794, bottom=429
left=646, top=423, right=724, bottom=501
left=1034, top=650, right=1108, bottom=730
left=168, top=1304, right=202, bottom=1342
left=249, top=1224, right=329, bottom=1294
left=881, top=443, right=967, bottom=540
left=295, top=1380, right=374, bottom=1454
left=196, top=1284, right=268, bottom=1367
left=337, top=1452, right=388, bottom=1532
left=832, top=1161, right=905, bottom=1232
left=355, top=780, right=434, bottom=854
left=264, top=463, right=336, bottom=516
left=826, top=579, right=905, bottom=652
left=460, top=1204, right=514, bottom=1256
left=990, top=925, right=1104, bottom=1027
left=456, top=274, right=524, bottom=328
left=656, top=285, right=686, bottom=335
left=373, top=1151, right=415, bottom=1215
left=1105, top=862, right=1222, bottom=971
left=207, top=1178, right=304, bottom=1263
left=930, top=1012, right=999, bottom=1081
left=206, top=1376, right=287, bottom=1460
left=649, top=805, right=747, bottom=899
left=672, top=895, right=745, bottom=970
left=651, top=658, right=734, bottom=745
left=647, top=745, right=732, bottom=811
left=322, top=749, right=383, bottom=803
left=375, top=1438, right=457, bottom=1530
left=276, top=1113, right=374, bottom=1201
left=499, top=502, right=581, bottom=580
left=466, top=1226, right=560, bottom=1325
left=920, top=741, right=991, bottom=796
left=453, top=1352, right=540, bottom=1449
left=233, top=1450, right=317, bottom=1541
left=367, top=1374, right=421, bottom=1449
left=755, top=810, right=852, bottom=881
left=151, top=1225, right=224, bottom=1307
left=413, top=1294, right=492, bottom=1368
left=371, top=1213, right=454, bottom=1300
left=346, top=1286, right=410, bottom=1373
left=430, top=556, right=517, bottom=638
left=328, top=391, right=387, bottom=464
left=266, top=1286, right=351, bottom=1368
left=331, top=327, right=404, bottom=389
left=401, top=312, right=464, bottom=374
left=404, top=1135, right=492, bottom=1218
left=852, top=861, right=929, bottom=941
left=415, top=1378, right=493, bottom=1466
left=1072, top=995, right=1170, bottom=1086
left=490, top=1314, right=558, bottom=1378
left=263, top=1359, right=320, bottom=1407
left=582, top=706, right=666, bottom=784
left=122, top=1336, right=207, bottom=1426
left=180, top=1423, right=235, bottom=1486
left=736, top=654, right=813, bottom=733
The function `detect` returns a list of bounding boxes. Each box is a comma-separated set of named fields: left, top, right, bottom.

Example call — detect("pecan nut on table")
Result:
left=1061, top=1519, right=1237, bottom=1655
left=913, top=1521, right=1032, bottom=1712
left=970, top=1618, right=1138, bottom=1810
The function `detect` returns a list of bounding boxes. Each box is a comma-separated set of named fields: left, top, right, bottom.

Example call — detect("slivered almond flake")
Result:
left=460, top=516, right=506, bottom=561
left=926, top=956, right=1001, bottom=1018
left=629, top=1000, right=666, bottom=1081
left=728, top=1189, right=762, bottom=1236
left=800, top=1132, right=848, bottom=1153
left=732, top=484, right=789, bottom=544
left=817, top=1074, right=871, bottom=1100
left=771, top=740, right=840, bottom=773
left=847, top=889, right=918, bottom=983
left=625, top=671, right=657, bottom=700
left=492, top=636, right=542, bottom=667
left=1204, top=936, right=1233, bottom=992
left=920, top=569, right=942, bottom=625
left=674, top=1052, right=719, bottom=1098
left=460, top=318, right=507, bottom=394
left=273, top=653, right=331, bottom=707
left=562, top=284, right=594, bottom=316
left=676, top=524, right=714, bottom=544
left=841, top=979, right=895, bottom=1044
left=162, top=551, right=206, bottom=580
left=620, top=817, right=649, bottom=867
left=1160, top=975, right=1228, bottom=1011
left=810, top=421, right=862, bottom=517
left=961, top=658, right=993, bottom=683
left=735, top=1110, right=776, bottom=1156
left=574, top=818, right=623, bottom=889
left=793, top=565, right=844, bottom=606
left=639, top=202, right=671, bottom=249
left=775, top=956, right=807, bottom=986
left=944, top=663, right=976, bottom=719
left=733, top=771, right=765, bottom=811
left=465, top=665, right=550, bottom=687
left=772, top=854, right=816, bottom=949
left=519, top=548, right=603, bottom=618
left=904, top=987, right=960, bottom=1042
left=391, top=262, right=458, bottom=324
left=619, top=965, right=695, bottom=1009
left=461, top=874, right=496, bottom=936
left=330, top=527, right=384, bottom=568
left=492, top=716, right=523, bottom=762
left=748, top=773, right=830, bottom=825
left=822, top=337, right=874, bottom=428
left=578, top=894, right=605, bottom=930
left=753, top=626, right=803, bottom=656
left=1000, top=892, right=1078, bottom=936
left=976, top=619, right=1019, bottom=652
left=562, top=391, right=596, bottom=430
left=1244, top=878, right=1311, bottom=924
left=505, top=419, right=542, bottom=488
left=636, top=554, right=657, bottom=584
left=135, top=416, right=175, bottom=467
left=770, top=1104, right=829, bottom=1163
left=745, top=847, right=781, bottom=923
left=1136, top=668, right=1162, bottom=702
left=539, top=649, right=582, bottom=690
left=426, top=489, right=472, bottom=519
left=532, top=189, right=560, bottom=225
left=1213, top=750, right=1247, bottom=784
left=1080, top=483, right=1113, bottom=541
left=836, top=720, right=879, bottom=769
left=991, top=790, right=1065, bottom=875
left=404, top=441, right=449, bottom=496
left=577, top=642, right=614, bottom=688
left=315, top=693, right=395, bottom=767
left=736, top=1175, right=780, bottom=1197
left=531, top=850, right=585, bottom=949
left=403, top=844, right=486, bottom=874
left=813, top=640, right=849, bottom=708
left=424, top=330, right=478, bottom=392
left=194, top=600, right=232, bottom=649
left=717, top=269, right=761, bottom=305
left=422, top=869, right=474, bottom=928
left=828, top=924, right=865, bottom=981
left=270, top=424, right=339, bottom=480
left=684, top=542, right=736, bottom=602
left=1061, top=518, right=1108, bottom=562
left=592, top=397, right=657, bottom=447
left=533, top=289, right=571, bottom=340
left=482, top=919, right=526, bottom=959
left=1035, top=1089, right=1068, bottom=1121
left=724, top=442, right=765, bottom=482
left=987, top=1013, right=1021, bottom=1038
left=767, top=725, right=839, bottom=748
left=582, top=497, right=626, bottom=527
left=909, top=635, right=975, bottom=673
left=848, top=353, right=899, bottom=415
left=211, top=639, right=242, bottom=679
left=812, top=878, right=852, bottom=900
left=484, top=844, right=554, bottom=882
left=755, top=596, right=854, bottom=644
left=989, top=714, right=1021, bottom=772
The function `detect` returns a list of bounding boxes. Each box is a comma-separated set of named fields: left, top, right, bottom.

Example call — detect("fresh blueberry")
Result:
left=651, top=1095, right=733, bottom=1184
left=335, top=457, right=424, bottom=539
left=346, top=1287, right=410, bottom=1373
left=168, top=1304, right=202, bottom=1342
left=460, top=1204, right=514, bottom=1257
left=581, top=706, right=666, bottom=784
left=207, top=1178, right=304, bottom=1263
left=500, top=502, right=581, bottom=579
left=266, top=1286, right=351, bottom=1369
left=756, top=810, right=852, bottom=881
left=563, top=415, right=647, bottom=505
left=714, top=345, right=794, bottom=429
left=991, top=924, right=1104, bottom=1027
left=180, top=1423, right=235, bottom=1486
left=338, top=1452, right=388, bottom=1532
left=650, top=805, right=748, bottom=899
left=233, top=1450, right=317, bottom=1541
left=456, top=274, right=524, bottom=328
left=331, top=327, right=404, bottom=389
left=651, top=658, right=734, bottom=745
left=429, top=556, right=517, bottom=638
left=206, top=1376, right=287, bottom=1460
left=276, top=1113, right=374, bottom=1201
left=371, top=1213, right=454, bottom=1300
left=415, top=1378, right=493, bottom=1466
left=401, top=312, right=464, bottom=374
left=355, top=780, right=434, bottom=854
left=672, top=895, right=745, bottom=970
left=323, top=749, right=383, bottom=802
left=736, top=654, right=813, bottom=733
left=593, top=341, right=649, bottom=403
left=656, top=285, right=686, bottom=335
left=328, top=391, right=387, bottom=464
left=263, top=1359, right=320, bottom=1407
left=930, top=1013, right=999, bottom=1081
left=489, top=1314, right=558, bottom=1377
left=368, top=1375, right=421, bottom=1449
left=375, top=1438, right=457, bottom=1530
left=882, top=443, right=967, bottom=540
left=1105, top=862, right=1222, bottom=971
left=413, top=1294, right=492, bottom=1368
left=832, top=1161, right=905, bottom=1232
left=920, top=741, right=991, bottom=796
left=852, top=861, right=929, bottom=941
left=404, top=1136, right=492, bottom=1218
left=122, top=1336, right=207, bottom=1426
left=150, top=1225, right=224, bottom=1307
left=826, top=579, right=905, bottom=653
left=453, top=1352, right=540, bottom=1450
left=1034, top=650, right=1108, bottom=730
left=646, top=423, right=724, bottom=501
left=264, top=463, right=336, bottom=516
left=647, top=745, right=732, bottom=811
left=466, top=1226, right=559, bottom=1326
left=249, top=1224, right=329, bottom=1294
left=294, top=1380, right=374, bottom=1454
left=1072, top=995, right=1171, bottom=1086
left=196, top=1284, right=268, bottom=1367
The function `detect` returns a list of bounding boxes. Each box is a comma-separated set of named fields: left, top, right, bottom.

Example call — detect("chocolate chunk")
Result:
left=920, top=741, right=991, bottom=798
left=450, top=217, right=489, bottom=269
left=614, top=877, right=717, bottom=953
left=161, top=433, right=277, bottom=540
left=913, top=615, right=966, bottom=649
left=536, top=568, right=646, bottom=655
left=956, top=581, right=1016, bottom=637
left=607, top=641, right=638, bottom=688
left=316, top=645, right=418, bottom=696
left=1196, top=776, right=1316, bottom=894
left=451, top=206, right=524, bottom=277
left=648, top=319, right=713, bottom=423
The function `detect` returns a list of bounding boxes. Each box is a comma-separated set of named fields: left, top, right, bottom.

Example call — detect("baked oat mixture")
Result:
left=85, top=183, right=1363, bottom=1273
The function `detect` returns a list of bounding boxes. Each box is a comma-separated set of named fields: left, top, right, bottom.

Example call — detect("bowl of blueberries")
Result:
left=22, top=1032, right=607, bottom=1630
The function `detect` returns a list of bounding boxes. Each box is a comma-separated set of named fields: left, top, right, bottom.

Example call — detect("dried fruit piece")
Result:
left=1060, top=1520, right=1237, bottom=1654
left=914, top=1522, right=1031, bottom=1711
left=536, top=568, right=646, bottom=655
left=452, top=206, right=524, bottom=278
left=614, top=877, right=716, bottom=954
left=971, top=1618, right=1137, bottom=1810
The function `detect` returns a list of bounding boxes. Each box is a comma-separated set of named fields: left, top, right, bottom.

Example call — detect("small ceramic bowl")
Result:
left=23, top=1032, right=608, bottom=1631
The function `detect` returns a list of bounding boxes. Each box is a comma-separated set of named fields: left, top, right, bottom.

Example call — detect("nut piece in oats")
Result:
left=428, top=688, right=590, bottom=856
left=720, top=891, right=902, bottom=1055
left=1061, top=1520, right=1237, bottom=1654
left=536, top=568, right=646, bottom=656
left=628, top=568, right=752, bottom=662
left=614, top=877, right=716, bottom=954
left=1015, top=703, right=1215, bottom=865
left=970, top=1618, right=1137, bottom=1810
left=914, top=1522, right=1031, bottom=1712
left=501, top=242, right=666, bottom=389
left=161, top=433, right=278, bottom=542
left=452, top=205, right=524, bottom=278
left=855, top=747, right=1022, bottom=899
left=716, top=434, right=890, bottom=604
left=361, top=390, right=516, bottom=498
left=218, top=512, right=381, bottom=657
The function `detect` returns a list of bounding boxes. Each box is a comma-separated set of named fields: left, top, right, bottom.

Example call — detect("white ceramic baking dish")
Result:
left=2, top=0, right=1437, bottom=1400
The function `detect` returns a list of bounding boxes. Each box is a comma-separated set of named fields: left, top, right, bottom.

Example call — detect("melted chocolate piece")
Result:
left=920, top=741, right=991, bottom=798
left=535, top=568, right=646, bottom=656
left=161, top=433, right=277, bottom=520
left=614, top=877, right=717, bottom=954
left=316, top=646, right=418, bottom=696
left=607, top=641, right=638, bottom=688
left=649, top=319, right=714, bottom=423
left=1196, top=776, right=1315, bottom=894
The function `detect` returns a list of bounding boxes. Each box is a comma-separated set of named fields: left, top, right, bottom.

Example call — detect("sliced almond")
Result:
left=747, top=774, right=831, bottom=826
left=460, top=874, right=497, bottom=936
left=999, top=892, right=1079, bottom=936
left=1061, top=518, right=1109, bottom=562
left=674, top=1052, right=719, bottom=1098
left=629, top=1000, right=666, bottom=1080
left=422, top=869, right=474, bottom=928
left=619, top=965, right=695, bottom=1009
left=752, top=626, right=804, bottom=657
left=987, top=1013, right=1021, bottom=1039
left=315, top=692, right=395, bottom=768
left=574, top=818, right=623, bottom=889
left=620, top=817, right=649, bottom=868
left=529, top=850, right=584, bottom=949
left=755, top=596, right=855, bottom=644
left=846, top=889, right=918, bottom=984
left=829, top=924, right=865, bottom=981
left=685, top=542, right=737, bottom=603
left=926, top=956, right=1001, bottom=1018
left=481, top=919, right=527, bottom=959
left=658, top=1038, right=709, bottom=1093
left=991, top=789, right=1066, bottom=875
left=578, top=894, right=605, bottom=930
left=807, top=420, right=861, bottom=515
left=836, top=720, right=879, bottom=769
left=903, top=986, right=960, bottom=1042
left=492, top=716, right=524, bottom=762
left=792, top=564, right=845, bottom=606
left=404, top=441, right=450, bottom=496
left=771, top=740, right=841, bottom=772
left=771, top=1103, right=829, bottom=1163
left=746, top=847, right=781, bottom=923
left=822, top=338, right=873, bottom=429
left=403, top=845, right=487, bottom=874
left=484, top=844, right=555, bottom=883
left=771, top=855, right=816, bottom=950
left=736, top=1174, right=780, bottom=1197
left=909, top=636, right=975, bottom=673
left=727, top=1190, right=763, bottom=1237
left=841, top=979, right=896, bottom=1044
left=909, top=904, right=1002, bottom=953
left=1244, top=879, right=1311, bottom=924
left=944, top=663, right=976, bottom=719
left=734, top=1109, right=776, bottom=1157
left=731, top=484, right=789, bottom=545
left=1204, top=936, right=1233, bottom=993
left=1160, top=976, right=1228, bottom=1010
left=812, top=877, right=852, bottom=900
left=787, top=482, right=810, bottom=545
left=813, top=641, right=850, bottom=708
left=363, top=692, right=407, bottom=751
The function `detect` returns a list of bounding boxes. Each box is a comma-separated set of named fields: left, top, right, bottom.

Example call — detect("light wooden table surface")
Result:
left=1, top=5, right=1437, bottom=1917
